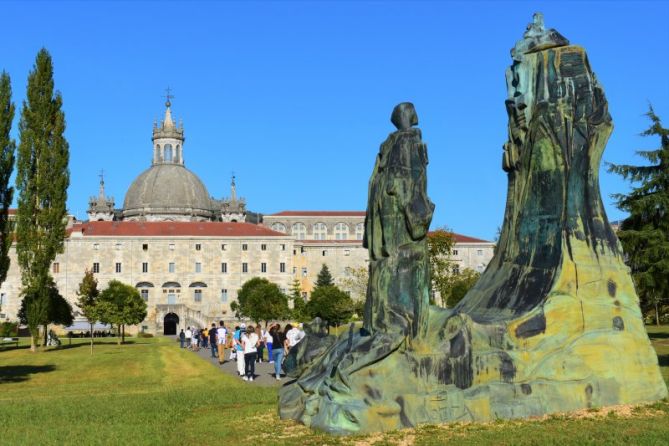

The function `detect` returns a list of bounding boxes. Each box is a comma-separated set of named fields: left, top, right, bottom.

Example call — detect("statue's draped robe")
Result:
left=363, top=127, right=434, bottom=338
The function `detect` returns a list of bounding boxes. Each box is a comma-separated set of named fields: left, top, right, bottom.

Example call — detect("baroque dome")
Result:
left=123, top=164, right=214, bottom=221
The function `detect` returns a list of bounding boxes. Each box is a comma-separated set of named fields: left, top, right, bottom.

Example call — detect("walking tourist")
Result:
left=217, top=321, right=227, bottom=364
left=185, top=326, right=192, bottom=350
left=233, top=325, right=245, bottom=376
left=202, top=326, right=209, bottom=349
left=285, top=323, right=304, bottom=348
left=270, top=324, right=285, bottom=380
left=255, top=325, right=265, bottom=363
left=242, top=325, right=259, bottom=381
left=209, top=323, right=218, bottom=358
left=179, top=329, right=185, bottom=348
left=263, top=325, right=273, bottom=363
left=191, top=328, right=199, bottom=351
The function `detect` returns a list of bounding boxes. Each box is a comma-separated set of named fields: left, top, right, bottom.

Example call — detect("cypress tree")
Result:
left=608, top=106, right=669, bottom=325
left=16, top=49, right=70, bottom=351
left=316, top=264, right=334, bottom=287
left=0, top=71, right=16, bottom=305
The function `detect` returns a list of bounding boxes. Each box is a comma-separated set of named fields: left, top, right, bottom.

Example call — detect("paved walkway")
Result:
left=175, top=338, right=286, bottom=387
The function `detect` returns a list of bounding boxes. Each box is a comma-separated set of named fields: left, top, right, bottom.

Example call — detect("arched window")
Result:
left=164, top=143, right=173, bottom=162
left=334, top=222, right=349, bottom=240
left=292, top=223, right=306, bottom=240
left=175, top=144, right=181, bottom=163
left=271, top=222, right=287, bottom=233
left=313, top=222, right=327, bottom=240
left=355, top=223, right=365, bottom=240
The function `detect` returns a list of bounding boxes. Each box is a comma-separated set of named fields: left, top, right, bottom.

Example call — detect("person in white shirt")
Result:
left=285, top=324, right=305, bottom=348
left=241, top=325, right=259, bottom=382
left=185, top=327, right=192, bottom=350
left=216, top=321, right=227, bottom=365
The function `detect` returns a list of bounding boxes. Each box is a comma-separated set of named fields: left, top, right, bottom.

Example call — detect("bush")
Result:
left=0, top=321, right=18, bottom=337
left=137, top=332, right=154, bottom=338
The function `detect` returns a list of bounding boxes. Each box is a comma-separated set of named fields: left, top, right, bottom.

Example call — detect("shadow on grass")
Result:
left=649, top=331, right=669, bottom=340
left=0, top=364, right=56, bottom=383
left=43, top=339, right=154, bottom=352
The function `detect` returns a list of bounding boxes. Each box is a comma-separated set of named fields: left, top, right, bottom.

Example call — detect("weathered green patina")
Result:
left=278, top=14, right=668, bottom=435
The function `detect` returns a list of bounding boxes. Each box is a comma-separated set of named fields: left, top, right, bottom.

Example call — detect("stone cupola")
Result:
left=152, top=95, right=185, bottom=165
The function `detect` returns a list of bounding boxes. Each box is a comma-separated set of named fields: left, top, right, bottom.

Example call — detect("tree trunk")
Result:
left=30, top=327, right=37, bottom=352
left=43, top=323, right=48, bottom=347
left=90, top=322, right=94, bottom=354
left=122, top=324, right=125, bottom=344
left=655, top=301, right=660, bottom=326
left=117, top=325, right=121, bottom=345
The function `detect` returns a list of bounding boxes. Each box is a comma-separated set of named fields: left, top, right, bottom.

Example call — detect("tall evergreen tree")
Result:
left=608, top=106, right=669, bottom=325
left=16, top=49, right=70, bottom=351
left=0, top=71, right=16, bottom=307
left=315, top=264, right=334, bottom=287
left=76, top=269, right=100, bottom=354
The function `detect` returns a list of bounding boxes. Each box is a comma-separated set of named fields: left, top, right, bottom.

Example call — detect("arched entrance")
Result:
left=164, top=313, right=179, bottom=335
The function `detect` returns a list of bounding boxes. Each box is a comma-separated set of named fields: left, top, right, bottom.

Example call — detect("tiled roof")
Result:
left=268, top=210, right=367, bottom=217
left=69, top=221, right=287, bottom=238
left=448, top=232, right=491, bottom=244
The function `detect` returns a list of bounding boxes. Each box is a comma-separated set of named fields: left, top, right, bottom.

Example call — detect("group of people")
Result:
left=179, top=322, right=305, bottom=382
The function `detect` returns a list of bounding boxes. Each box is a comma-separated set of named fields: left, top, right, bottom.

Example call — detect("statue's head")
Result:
left=391, top=102, right=418, bottom=130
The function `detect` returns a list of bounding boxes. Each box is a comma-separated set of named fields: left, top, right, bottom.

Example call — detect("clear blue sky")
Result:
left=1, top=1, right=668, bottom=241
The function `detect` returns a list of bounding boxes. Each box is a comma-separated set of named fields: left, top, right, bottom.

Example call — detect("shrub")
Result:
left=0, top=321, right=18, bottom=337
left=137, top=332, right=153, bottom=338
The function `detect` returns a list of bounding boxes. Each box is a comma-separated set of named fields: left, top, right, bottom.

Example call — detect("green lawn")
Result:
left=1, top=328, right=668, bottom=446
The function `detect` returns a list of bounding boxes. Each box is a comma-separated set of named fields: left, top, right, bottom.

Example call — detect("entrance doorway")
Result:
left=164, top=313, right=179, bottom=335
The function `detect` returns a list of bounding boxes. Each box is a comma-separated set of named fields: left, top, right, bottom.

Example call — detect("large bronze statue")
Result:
left=279, top=14, right=667, bottom=435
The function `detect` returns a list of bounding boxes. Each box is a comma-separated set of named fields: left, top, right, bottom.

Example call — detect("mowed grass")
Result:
left=0, top=328, right=668, bottom=446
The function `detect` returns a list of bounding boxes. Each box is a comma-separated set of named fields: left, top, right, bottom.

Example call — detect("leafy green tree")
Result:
left=288, top=278, right=308, bottom=321
left=316, top=263, right=334, bottom=287
left=444, top=268, right=481, bottom=308
left=18, top=276, right=73, bottom=341
left=427, top=228, right=456, bottom=305
left=233, top=277, right=289, bottom=324
left=76, top=269, right=100, bottom=354
left=0, top=72, right=15, bottom=312
left=97, top=280, right=147, bottom=345
left=608, top=106, right=669, bottom=325
left=15, top=49, right=70, bottom=351
left=306, top=285, right=354, bottom=329
left=340, top=266, right=368, bottom=301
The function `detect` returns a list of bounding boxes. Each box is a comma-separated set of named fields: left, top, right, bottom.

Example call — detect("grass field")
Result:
left=1, top=327, right=668, bottom=446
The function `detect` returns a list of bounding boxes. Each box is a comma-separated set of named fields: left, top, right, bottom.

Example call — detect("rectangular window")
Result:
left=344, top=249, right=350, bottom=256
left=115, top=262, right=122, bottom=273
left=221, top=262, right=227, bottom=273
left=169, top=243, right=175, bottom=250
left=93, top=262, right=100, bottom=273
left=168, top=262, right=175, bottom=273
left=52, top=262, right=60, bottom=273
left=221, top=289, right=228, bottom=303
left=221, top=244, right=227, bottom=251
left=93, top=243, right=99, bottom=250
left=142, top=262, right=148, bottom=273
left=261, top=262, right=267, bottom=273
left=453, top=265, right=460, bottom=275
left=477, top=249, right=483, bottom=256
left=242, top=263, right=248, bottom=273
left=280, top=262, right=286, bottom=273
left=322, top=250, right=327, bottom=256
left=195, top=262, right=202, bottom=273
left=452, top=249, right=459, bottom=256
left=302, top=267, right=307, bottom=277
left=293, top=267, right=297, bottom=274
left=140, top=289, right=149, bottom=302
left=195, top=243, right=201, bottom=251
left=115, top=243, right=122, bottom=250
left=242, top=244, right=248, bottom=251
left=142, top=244, right=148, bottom=251
left=194, top=289, right=202, bottom=302
left=261, top=244, right=267, bottom=251
left=281, top=244, right=286, bottom=251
